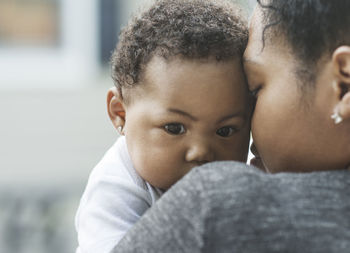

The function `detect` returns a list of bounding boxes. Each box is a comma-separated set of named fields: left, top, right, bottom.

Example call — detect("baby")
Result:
left=75, top=0, right=251, bottom=252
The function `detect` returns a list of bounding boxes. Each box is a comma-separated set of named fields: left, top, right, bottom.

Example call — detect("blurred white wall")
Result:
left=0, top=0, right=256, bottom=90
left=0, top=0, right=100, bottom=90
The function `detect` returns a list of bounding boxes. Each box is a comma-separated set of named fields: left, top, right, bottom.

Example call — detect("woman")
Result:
left=113, top=1, right=350, bottom=252
left=245, top=0, right=350, bottom=173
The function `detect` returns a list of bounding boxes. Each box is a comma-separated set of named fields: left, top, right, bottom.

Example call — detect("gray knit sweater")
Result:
left=113, top=161, right=350, bottom=253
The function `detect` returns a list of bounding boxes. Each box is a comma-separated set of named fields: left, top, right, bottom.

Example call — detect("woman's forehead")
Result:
left=246, top=7, right=264, bottom=56
left=245, top=6, right=292, bottom=66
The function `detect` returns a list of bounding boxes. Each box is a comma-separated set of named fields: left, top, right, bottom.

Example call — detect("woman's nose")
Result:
left=185, top=140, right=214, bottom=164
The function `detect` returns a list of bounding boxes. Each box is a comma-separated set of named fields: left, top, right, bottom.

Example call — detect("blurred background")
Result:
left=0, top=0, right=255, bottom=252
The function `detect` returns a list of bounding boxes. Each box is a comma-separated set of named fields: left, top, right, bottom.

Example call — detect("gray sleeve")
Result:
left=113, top=161, right=350, bottom=253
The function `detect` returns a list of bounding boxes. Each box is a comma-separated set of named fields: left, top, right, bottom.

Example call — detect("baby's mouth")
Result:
left=250, top=142, right=259, bottom=157
left=249, top=143, right=267, bottom=172
left=250, top=156, right=264, bottom=170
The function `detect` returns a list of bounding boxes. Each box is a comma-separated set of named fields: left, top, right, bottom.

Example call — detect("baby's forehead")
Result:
left=144, top=54, right=243, bottom=78
left=137, top=55, right=245, bottom=92
left=129, top=54, right=247, bottom=101
left=123, top=55, right=250, bottom=125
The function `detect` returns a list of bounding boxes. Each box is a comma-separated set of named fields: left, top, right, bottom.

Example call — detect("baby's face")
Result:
left=124, top=57, right=251, bottom=190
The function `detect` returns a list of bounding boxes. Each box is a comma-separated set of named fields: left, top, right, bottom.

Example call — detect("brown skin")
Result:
left=107, top=56, right=251, bottom=189
left=244, top=7, right=350, bottom=173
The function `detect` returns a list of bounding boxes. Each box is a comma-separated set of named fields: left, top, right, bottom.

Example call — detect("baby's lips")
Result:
left=250, top=142, right=260, bottom=157
left=250, top=157, right=266, bottom=171
left=249, top=143, right=267, bottom=172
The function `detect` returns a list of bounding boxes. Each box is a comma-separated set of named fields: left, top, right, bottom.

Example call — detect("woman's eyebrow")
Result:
left=167, top=108, right=198, bottom=121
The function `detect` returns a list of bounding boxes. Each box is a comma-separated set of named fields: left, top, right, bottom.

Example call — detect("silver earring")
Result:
left=333, top=80, right=338, bottom=89
left=331, top=111, right=343, bottom=124
left=117, top=126, right=124, bottom=135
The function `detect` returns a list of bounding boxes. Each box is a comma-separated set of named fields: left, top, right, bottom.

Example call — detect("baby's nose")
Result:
left=185, top=140, right=214, bottom=164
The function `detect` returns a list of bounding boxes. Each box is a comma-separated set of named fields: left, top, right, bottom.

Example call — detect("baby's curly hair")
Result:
left=111, top=0, right=248, bottom=91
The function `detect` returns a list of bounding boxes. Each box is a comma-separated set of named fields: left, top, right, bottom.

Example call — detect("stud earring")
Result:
left=117, top=126, right=125, bottom=135
left=331, top=81, right=344, bottom=124
left=333, top=80, right=338, bottom=88
left=331, top=111, right=343, bottom=125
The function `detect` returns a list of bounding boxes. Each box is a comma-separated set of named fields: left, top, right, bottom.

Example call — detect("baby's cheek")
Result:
left=222, top=135, right=250, bottom=161
left=145, top=154, right=184, bottom=189
left=132, top=151, right=154, bottom=177
left=132, top=148, right=164, bottom=185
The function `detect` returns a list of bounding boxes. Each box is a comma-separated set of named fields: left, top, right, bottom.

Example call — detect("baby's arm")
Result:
left=75, top=174, right=152, bottom=253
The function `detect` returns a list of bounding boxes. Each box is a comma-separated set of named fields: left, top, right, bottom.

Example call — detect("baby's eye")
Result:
left=216, top=126, right=237, bottom=137
left=164, top=123, right=186, bottom=135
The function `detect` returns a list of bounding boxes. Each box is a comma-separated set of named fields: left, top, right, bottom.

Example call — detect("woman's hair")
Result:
left=258, top=0, right=350, bottom=83
left=111, top=0, right=247, bottom=90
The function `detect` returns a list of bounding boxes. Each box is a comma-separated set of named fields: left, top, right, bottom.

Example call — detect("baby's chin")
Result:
left=144, top=172, right=186, bottom=191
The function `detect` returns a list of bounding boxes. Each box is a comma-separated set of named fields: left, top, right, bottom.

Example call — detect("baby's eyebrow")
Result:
left=167, top=108, right=198, bottom=121
left=217, top=112, right=246, bottom=124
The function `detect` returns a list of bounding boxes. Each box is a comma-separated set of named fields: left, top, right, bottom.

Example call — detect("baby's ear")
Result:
left=332, top=46, right=350, bottom=121
left=107, top=87, right=126, bottom=132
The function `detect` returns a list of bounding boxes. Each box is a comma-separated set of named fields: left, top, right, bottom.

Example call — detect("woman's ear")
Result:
left=107, top=87, right=126, bottom=133
left=332, top=46, right=350, bottom=121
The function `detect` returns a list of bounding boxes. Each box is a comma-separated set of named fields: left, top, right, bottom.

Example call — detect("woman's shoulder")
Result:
left=115, top=161, right=350, bottom=253
left=187, top=161, right=350, bottom=189
left=181, top=161, right=350, bottom=206
left=181, top=162, right=350, bottom=252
